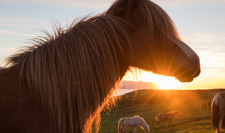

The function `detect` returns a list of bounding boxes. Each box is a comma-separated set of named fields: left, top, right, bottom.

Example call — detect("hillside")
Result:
left=97, top=89, right=225, bottom=133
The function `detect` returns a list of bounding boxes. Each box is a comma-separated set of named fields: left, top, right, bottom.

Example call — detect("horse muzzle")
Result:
left=176, top=65, right=201, bottom=82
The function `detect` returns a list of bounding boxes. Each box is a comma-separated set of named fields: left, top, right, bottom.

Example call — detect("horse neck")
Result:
left=0, top=67, right=18, bottom=89
left=139, top=119, right=147, bottom=127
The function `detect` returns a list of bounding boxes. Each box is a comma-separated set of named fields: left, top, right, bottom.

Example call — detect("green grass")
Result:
left=94, top=89, right=225, bottom=133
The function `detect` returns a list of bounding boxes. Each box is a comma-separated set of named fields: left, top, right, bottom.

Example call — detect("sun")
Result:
left=154, top=75, right=181, bottom=90
left=136, top=70, right=181, bottom=90
left=122, top=68, right=182, bottom=90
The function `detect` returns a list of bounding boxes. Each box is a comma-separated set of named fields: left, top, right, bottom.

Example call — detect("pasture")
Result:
left=97, top=89, right=225, bottom=133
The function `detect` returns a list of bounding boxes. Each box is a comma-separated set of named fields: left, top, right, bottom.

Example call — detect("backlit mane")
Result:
left=7, top=15, right=131, bottom=133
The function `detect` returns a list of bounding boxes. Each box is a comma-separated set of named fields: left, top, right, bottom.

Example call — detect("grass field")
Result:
left=95, top=89, right=225, bottom=133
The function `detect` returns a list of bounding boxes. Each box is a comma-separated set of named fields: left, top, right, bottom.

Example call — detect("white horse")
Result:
left=118, top=115, right=150, bottom=133
left=212, top=92, right=225, bottom=133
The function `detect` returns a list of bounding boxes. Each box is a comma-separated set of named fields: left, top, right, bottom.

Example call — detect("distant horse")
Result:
left=201, top=102, right=211, bottom=110
left=118, top=115, right=150, bottom=133
left=201, top=103, right=207, bottom=110
left=0, top=0, right=200, bottom=132
left=155, top=110, right=180, bottom=127
left=212, top=92, right=225, bottom=133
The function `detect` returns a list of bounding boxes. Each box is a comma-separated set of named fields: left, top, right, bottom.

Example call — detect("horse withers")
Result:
left=155, top=110, right=180, bottom=127
left=0, top=0, right=200, bottom=132
left=118, top=115, right=150, bottom=133
left=212, top=92, right=225, bottom=133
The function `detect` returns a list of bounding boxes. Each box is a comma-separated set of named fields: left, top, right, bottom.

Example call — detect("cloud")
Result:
left=0, top=29, right=35, bottom=37
left=178, top=32, right=225, bottom=70
left=0, top=18, right=35, bottom=29
left=156, top=0, right=225, bottom=7
left=181, top=32, right=225, bottom=52
left=183, top=32, right=225, bottom=44
left=1, top=0, right=225, bottom=9
left=0, top=0, right=113, bottom=8
left=0, top=47, right=18, bottom=66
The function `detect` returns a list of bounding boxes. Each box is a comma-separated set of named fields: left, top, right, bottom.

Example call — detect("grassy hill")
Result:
left=96, top=89, right=225, bottom=133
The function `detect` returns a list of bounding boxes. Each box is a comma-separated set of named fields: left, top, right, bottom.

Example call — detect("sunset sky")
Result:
left=0, top=0, right=225, bottom=90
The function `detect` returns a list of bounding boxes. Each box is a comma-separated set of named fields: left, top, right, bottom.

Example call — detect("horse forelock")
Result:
left=142, top=0, right=179, bottom=38
left=107, top=0, right=180, bottom=49
left=128, top=0, right=177, bottom=35
left=6, top=14, right=131, bottom=133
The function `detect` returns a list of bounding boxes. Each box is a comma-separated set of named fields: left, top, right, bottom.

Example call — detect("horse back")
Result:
left=0, top=67, right=52, bottom=133
left=156, top=113, right=170, bottom=122
left=123, top=117, right=136, bottom=126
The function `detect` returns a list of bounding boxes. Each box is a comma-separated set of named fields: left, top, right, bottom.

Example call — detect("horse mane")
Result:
left=6, top=14, right=131, bottom=133
left=107, top=0, right=180, bottom=39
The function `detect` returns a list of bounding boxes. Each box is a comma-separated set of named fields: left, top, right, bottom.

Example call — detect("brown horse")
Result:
left=155, top=110, right=181, bottom=127
left=212, top=92, right=225, bottom=133
left=0, top=0, right=200, bottom=132
left=201, top=103, right=207, bottom=110
left=201, top=102, right=211, bottom=110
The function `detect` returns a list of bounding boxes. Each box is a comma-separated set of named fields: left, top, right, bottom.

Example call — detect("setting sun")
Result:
left=154, top=75, right=181, bottom=90
left=140, top=71, right=181, bottom=90
left=122, top=68, right=182, bottom=90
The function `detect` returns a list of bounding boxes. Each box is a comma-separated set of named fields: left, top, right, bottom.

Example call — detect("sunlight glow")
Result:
left=122, top=68, right=182, bottom=90
left=154, top=75, right=181, bottom=90
left=140, top=72, right=181, bottom=90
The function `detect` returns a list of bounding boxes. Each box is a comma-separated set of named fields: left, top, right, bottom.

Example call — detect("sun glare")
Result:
left=140, top=72, right=181, bottom=90
left=123, top=69, right=181, bottom=90
left=154, top=75, right=181, bottom=90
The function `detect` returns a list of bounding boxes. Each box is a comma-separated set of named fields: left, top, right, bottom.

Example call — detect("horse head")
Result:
left=176, top=111, right=181, bottom=118
left=107, top=0, right=200, bottom=82
left=144, top=125, right=150, bottom=133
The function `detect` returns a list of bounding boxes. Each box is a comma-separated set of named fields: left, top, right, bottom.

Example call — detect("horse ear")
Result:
left=107, top=0, right=139, bottom=16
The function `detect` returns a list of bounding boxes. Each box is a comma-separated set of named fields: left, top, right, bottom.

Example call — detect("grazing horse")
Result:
left=201, top=103, right=207, bottom=110
left=0, top=0, right=200, bottom=132
left=155, top=110, right=180, bottom=127
left=201, top=102, right=211, bottom=110
left=118, top=115, right=150, bottom=133
left=212, top=92, right=225, bottom=133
